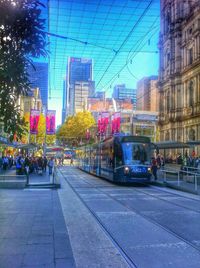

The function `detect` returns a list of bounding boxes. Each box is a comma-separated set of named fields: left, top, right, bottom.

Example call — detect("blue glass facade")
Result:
left=28, top=62, right=49, bottom=109
left=66, top=57, right=93, bottom=116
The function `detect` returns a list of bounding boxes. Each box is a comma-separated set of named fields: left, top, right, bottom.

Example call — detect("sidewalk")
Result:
left=0, top=168, right=130, bottom=268
left=0, top=188, right=75, bottom=268
left=0, top=167, right=55, bottom=188
left=152, top=169, right=200, bottom=195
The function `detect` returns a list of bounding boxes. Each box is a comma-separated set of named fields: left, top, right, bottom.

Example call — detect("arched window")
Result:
left=189, top=81, right=194, bottom=106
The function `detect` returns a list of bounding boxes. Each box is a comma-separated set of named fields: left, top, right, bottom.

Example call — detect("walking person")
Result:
left=151, top=157, right=158, bottom=181
left=70, top=157, right=74, bottom=166
left=43, top=156, right=48, bottom=172
left=48, top=157, right=54, bottom=175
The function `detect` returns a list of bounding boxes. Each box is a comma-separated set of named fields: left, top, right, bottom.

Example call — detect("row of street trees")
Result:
left=57, top=111, right=96, bottom=147
left=0, top=0, right=48, bottom=140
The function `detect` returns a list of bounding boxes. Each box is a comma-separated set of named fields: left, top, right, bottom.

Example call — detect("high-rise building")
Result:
left=74, top=81, right=95, bottom=113
left=136, top=76, right=158, bottom=111
left=20, top=88, right=43, bottom=116
left=66, top=57, right=93, bottom=116
left=27, top=62, right=48, bottom=109
left=62, top=79, right=66, bottom=124
left=158, top=0, right=200, bottom=144
left=94, top=91, right=105, bottom=100
left=112, top=84, right=136, bottom=106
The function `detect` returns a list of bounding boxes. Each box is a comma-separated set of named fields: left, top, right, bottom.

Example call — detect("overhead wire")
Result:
left=47, top=0, right=160, bottom=113
left=97, top=20, right=159, bottom=95
left=93, top=0, right=138, bottom=80
left=94, top=0, right=155, bottom=90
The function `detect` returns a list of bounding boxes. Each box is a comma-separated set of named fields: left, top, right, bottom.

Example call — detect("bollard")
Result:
left=187, top=167, right=188, bottom=181
left=164, top=170, right=166, bottom=182
left=26, top=173, right=29, bottom=185
left=195, top=174, right=197, bottom=191
left=178, top=171, right=180, bottom=186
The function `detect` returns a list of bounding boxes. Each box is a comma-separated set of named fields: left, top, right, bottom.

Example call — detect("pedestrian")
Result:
left=70, top=157, right=74, bottom=166
left=151, top=157, right=158, bottom=180
left=24, top=156, right=30, bottom=175
left=43, top=156, right=48, bottom=172
left=48, top=157, right=54, bottom=175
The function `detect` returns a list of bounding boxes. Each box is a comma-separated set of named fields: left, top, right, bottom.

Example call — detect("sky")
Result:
left=39, top=0, right=160, bottom=125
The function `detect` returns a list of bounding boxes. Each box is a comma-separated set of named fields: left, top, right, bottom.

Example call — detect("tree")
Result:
left=57, top=111, right=96, bottom=146
left=0, top=0, right=48, bottom=140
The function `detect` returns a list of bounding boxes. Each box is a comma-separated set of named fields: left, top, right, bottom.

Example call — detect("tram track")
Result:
left=59, top=169, right=138, bottom=268
left=60, top=167, right=200, bottom=260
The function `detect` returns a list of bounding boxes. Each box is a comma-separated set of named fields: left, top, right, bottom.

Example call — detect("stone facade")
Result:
left=158, top=0, right=200, bottom=144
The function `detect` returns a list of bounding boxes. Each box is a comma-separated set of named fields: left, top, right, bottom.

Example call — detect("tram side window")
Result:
left=101, top=144, right=108, bottom=168
left=114, top=143, right=123, bottom=166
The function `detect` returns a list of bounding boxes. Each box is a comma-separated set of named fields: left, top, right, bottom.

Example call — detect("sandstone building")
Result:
left=158, top=0, right=200, bottom=144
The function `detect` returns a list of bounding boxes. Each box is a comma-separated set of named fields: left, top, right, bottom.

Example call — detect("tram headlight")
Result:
left=148, top=167, right=151, bottom=172
left=124, top=166, right=129, bottom=174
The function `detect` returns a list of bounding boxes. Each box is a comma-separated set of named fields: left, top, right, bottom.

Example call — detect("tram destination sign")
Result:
left=121, top=136, right=151, bottom=143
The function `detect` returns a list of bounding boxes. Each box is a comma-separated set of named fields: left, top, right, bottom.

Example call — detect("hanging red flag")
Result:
left=30, top=110, right=40, bottom=134
left=46, top=110, right=56, bottom=135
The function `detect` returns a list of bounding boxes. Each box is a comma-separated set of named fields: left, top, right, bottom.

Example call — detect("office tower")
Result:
left=94, top=91, right=105, bottom=100
left=112, top=84, right=136, bottom=106
left=27, top=62, right=48, bottom=109
left=136, top=76, right=158, bottom=111
left=74, top=81, right=95, bottom=113
left=66, top=57, right=93, bottom=116
left=62, top=79, right=66, bottom=124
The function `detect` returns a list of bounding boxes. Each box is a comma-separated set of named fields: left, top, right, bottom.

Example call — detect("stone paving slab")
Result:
left=0, top=189, right=75, bottom=268
left=58, top=170, right=130, bottom=268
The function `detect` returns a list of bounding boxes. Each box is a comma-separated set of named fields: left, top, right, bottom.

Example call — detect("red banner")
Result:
left=112, top=112, right=121, bottom=134
left=101, top=112, right=109, bottom=134
left=46, top=110, right=56, bottom=135
left=98, top=112, right=110, bottom=135
left=30, top=110, right=40, bottom=134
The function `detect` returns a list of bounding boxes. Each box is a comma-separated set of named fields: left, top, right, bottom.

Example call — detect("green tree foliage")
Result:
left=57, top=111, right=96, bottom=146
left=0, top=0, right=48, bottom=140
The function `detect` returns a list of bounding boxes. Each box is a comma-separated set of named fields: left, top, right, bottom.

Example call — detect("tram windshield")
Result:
left=122, top=142, right=150, bottom=165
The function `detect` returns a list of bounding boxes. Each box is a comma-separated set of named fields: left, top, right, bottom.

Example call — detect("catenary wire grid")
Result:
left=41, top=0, right=160, bottom=120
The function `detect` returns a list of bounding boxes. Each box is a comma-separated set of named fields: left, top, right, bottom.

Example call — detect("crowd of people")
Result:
left=151, top=151, right=200, bottom=180
left=164, top=151, right=200, bottom=168
left=0, top=154, right=75, bottom=176
left=0, top=155, right=56, bottom=176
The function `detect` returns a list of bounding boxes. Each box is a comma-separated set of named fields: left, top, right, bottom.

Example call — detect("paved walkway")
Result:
left=0, top=188, right=75, bottom=268
left=1, top=165, right=200, bottom=268
left=0, top=167, right=130, bottom=268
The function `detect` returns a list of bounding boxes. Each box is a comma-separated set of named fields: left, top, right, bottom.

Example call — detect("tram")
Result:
left=77, top=135, right=154, bottom=183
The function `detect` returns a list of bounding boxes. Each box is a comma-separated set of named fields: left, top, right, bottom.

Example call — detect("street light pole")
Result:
left=43, top=105, right=47, bottom=156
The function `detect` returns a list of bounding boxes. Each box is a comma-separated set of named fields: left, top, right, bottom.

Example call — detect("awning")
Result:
left=17, top=143, right=38, bottom=149
left=155, top=141, right=190, bottom=149
left=186, top=141, right=200, bottom=146
left=46, top=146, right=64, bottom=152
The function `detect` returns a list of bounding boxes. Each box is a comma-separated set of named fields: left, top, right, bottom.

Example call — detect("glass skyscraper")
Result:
left=27, top=62, right=49, bottom=109
left=65, top=57, right=93, bottom=116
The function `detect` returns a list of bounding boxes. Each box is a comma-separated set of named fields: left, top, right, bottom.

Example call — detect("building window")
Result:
left=166, top=92, right=170, bottom=112
left=189, top=128, right=195, bottom=141
left=165, top=131, right=170, bottom=141
left=189, top=81, right=194, bottom=106
left=188, top=48, right=193, bottom=64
